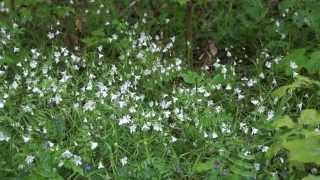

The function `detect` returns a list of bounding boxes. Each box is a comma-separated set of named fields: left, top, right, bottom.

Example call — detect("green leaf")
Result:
left=307, top=51, right=320, bottom=74
left=303, top=175, right=320, bottom=180
left=175, top=0, right=189, bottom=5
left=193, top=160, right=212, bottom=173
left=91, top=29, right=105, bottom=37
left=266, top=142, right=282, bottom=159
left=275, top=48, right=320, bottom=75
left=272, top=84, right=294, bottom=98
left=272, top=75, right=319, bottom=98
left=277, top=48, right=307, bottom=75
left=272, top=115, right=295, bottom=129
left=298, top=109, right=320, bottom=126
left=282, top=135, right=320, bottom=164
left=211, top=74, right=225, bottom=85
left=180, top=70, right=202, bottom=85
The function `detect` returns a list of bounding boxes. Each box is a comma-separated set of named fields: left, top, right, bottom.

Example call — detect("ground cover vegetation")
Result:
left=0, top=0, right=320, bottom=179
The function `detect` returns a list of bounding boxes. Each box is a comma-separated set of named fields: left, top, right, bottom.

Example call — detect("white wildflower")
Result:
left=290, top=61, right=298, bottom=69
left=0, top=100, right=4, bottom=108
left=25, top=155, right=35, bottom=165
left=83, top=100, right=96, bottom=111
left=72, top=155, right=82, bottom=166
left=0, top=131, right=10, bottom=142
left=212, top=132, right=218, bottom=139
left=267, top=111, right=274, bottom=121
left=119, top=115, right=131, bottom=125
left=90, top=142, right=98, bottom=150
left=120, top=156, right=128, bottom=166
left=98, top=161, right=104, bottom=169
left=62, top=150, right=73, bottom=159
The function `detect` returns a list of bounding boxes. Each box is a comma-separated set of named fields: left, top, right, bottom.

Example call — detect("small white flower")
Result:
left=72, top=155, right=82, bottom=166
left=261, top=146, right=269, bottom=152
left=83, top=100, right=96, bottom=111
left=297, top=102, right=303, bottom=111
left=119, top=115, right=131, bottom=125
left=129, top=125, right=137, bottom=133
left=257, top=106, right=265, bottom=113
left=203, top=132, right=208, bottom=138
left=290, top=61, right=298, bottom=69
left=25, top=155, right=35, bottom=165
left=30, top=60, right=37, bottom=69
left=120, top=156, right=128, bottom=166
left=62, top=150, right=73, bottom=159
left=171, top=136, right=177, bottom=143
left=265, top=61, right=272, bottom=69
left=267, top=111, right=274, bottom=121
left=98, top=161, right=104, bottom=169
left=238, top=94, right=245, bottom=100
left=13, top=47, right=20, bottom=53
left=0, top=131, right=10, bottom=142
left=58, top=161, right=64, bottom=167
left=90, top=142, right=98, bottom=150
left=227, top=51, right=232, bottom=57
left=251, top=99, right=259, bottom=105
left=225, top=84, right=232, bottom=90
left=212, top=132, right=218, bottom=139
left=153, top=123, right=162, bottom=132
left=48, top=32, right=55, bottom=39
left=0, top=100, right=4, bottom=108
left=251, top=128, right=259, bottom=135
left=23, top=135, right=31, bottom=143
left=244, top=151, right=250, bottom=156
left=254, top=163, right=260, bottom=171
left=51, top=94, right=62, bottom=105
left=97, top=45, right=103, bottom=52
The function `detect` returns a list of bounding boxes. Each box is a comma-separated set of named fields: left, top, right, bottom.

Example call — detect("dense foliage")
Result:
left=0, top=0, right=320, bottom=179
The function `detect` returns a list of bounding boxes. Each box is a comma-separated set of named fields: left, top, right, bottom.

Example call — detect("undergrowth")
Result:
left=0, top=0, right=320, bottom=179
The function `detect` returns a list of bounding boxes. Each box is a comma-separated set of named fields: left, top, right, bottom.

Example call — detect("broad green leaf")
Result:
left=298, top=109, right=320, bottom=126
left=306, top=51, right=320, bottom=74
left=193, top=160, right=212, bottom=173
left=180, top=70, right=202, bottom=85
left=229, top=165, right=255, bottom=178
left=276, top=48, right=307, bottom=75
left=272, top=115, right=295, bottom=129
left=272, top=75, right=319, bottom=98
left=275, top=48, right=320, bottom=75
left=91, top=29, right=105, bottom=37
left=272, top=84, right=294, bottom=98
left=282, top=135, right=320, bottom=164
left=303, top=175, right=320, bottom=180
left=266, top=142, right=282, bottom=159
left=211, top=74, right=225, bottom=85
